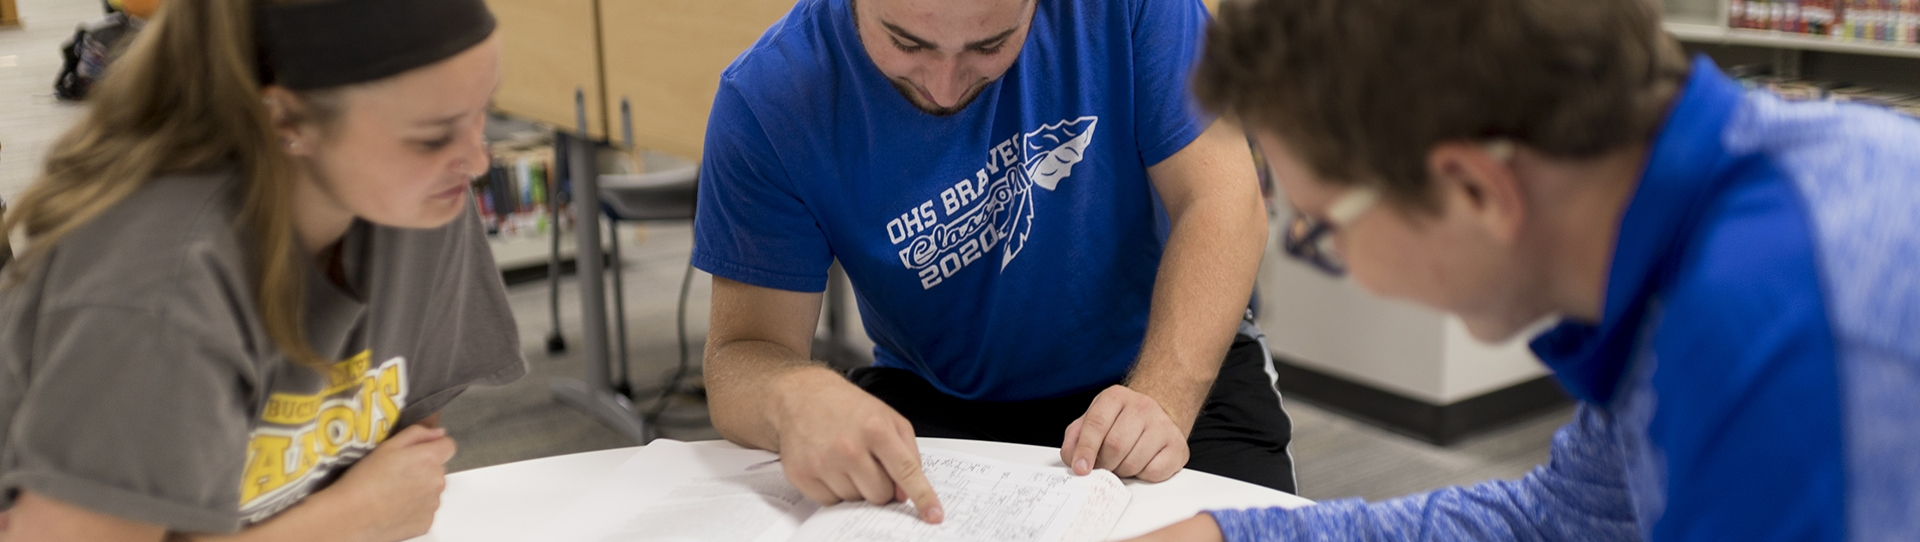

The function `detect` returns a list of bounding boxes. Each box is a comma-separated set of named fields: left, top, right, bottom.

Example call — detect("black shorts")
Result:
left=848, top=322, right=1298, bottom=493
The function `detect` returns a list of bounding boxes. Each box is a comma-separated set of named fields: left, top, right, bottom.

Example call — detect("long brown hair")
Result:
left=2, top=0, right=328, bottom=367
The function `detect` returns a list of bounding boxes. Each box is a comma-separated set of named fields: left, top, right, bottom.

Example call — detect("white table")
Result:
left=408, top=438, right=1313, bottom=541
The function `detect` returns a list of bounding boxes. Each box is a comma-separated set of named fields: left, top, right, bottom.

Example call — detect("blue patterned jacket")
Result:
left=1211, top=57, right=1920, bottom=542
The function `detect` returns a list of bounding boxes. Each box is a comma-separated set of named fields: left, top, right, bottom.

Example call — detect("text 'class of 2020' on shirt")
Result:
left=523, top=439, right=1132, bottom=542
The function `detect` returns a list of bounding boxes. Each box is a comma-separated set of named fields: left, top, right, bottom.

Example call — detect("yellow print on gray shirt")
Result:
left=238, top=351, right=408, bottom=523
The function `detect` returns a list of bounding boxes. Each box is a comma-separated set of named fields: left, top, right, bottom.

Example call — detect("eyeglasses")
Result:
left=1282, top=140, right=1514, bottom=277
left=1281, top=187, right=1378, bottom=277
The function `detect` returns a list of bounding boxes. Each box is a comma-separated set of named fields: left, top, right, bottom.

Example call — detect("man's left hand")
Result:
left=1061, top=385, right=1190, bottom=482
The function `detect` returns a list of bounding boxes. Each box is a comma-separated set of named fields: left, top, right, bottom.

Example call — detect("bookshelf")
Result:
left=1662, top=0, right=1920, bottom=104
left=486, top=232, right=613, bottom=272
left=1667, top=21, right=1920, bottom=58
left=478, top=130, right=665, bottom=273
left=1664, top=0, right=1920, bottom=60
left=488, top=233, right=577, bottom=270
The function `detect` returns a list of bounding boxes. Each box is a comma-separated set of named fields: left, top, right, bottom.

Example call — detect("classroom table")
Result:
left=406, top=437, right=1314, bottom=542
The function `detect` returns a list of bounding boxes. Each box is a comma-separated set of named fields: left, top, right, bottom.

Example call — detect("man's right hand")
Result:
left=770, top=370, right=945, bottom=524
left=703, top=277, right=943, bottom=523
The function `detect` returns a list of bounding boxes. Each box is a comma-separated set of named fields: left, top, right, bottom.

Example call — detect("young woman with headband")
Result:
left=0, top=0, right=523, bottom=540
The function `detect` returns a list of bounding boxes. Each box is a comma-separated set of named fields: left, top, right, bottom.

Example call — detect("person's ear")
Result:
left=261, top=86, right=317, bottom=157
left=1427, top=141, right=1526, bottom=245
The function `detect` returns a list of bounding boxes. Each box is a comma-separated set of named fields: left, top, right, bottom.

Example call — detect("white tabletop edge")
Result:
left=413, top=438, right=1312, bottom=542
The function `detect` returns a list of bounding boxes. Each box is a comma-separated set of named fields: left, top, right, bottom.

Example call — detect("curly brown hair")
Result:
left=1193, top=0, right=1689, bottom=210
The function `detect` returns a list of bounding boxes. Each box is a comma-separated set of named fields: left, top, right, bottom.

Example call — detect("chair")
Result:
left=597, top=142, right=699, bottom=406
left=549, top=95, right=865, bottom=445
left=548, top=96, right=699, bottom=445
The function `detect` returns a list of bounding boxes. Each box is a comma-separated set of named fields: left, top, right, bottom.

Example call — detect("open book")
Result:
left=526, top=439, right=1131, bottom=542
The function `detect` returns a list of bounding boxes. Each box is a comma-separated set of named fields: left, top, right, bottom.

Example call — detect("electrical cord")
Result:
left=620, top=377, right=709, bottom=428
left=643, top=260, right=699, bottom=422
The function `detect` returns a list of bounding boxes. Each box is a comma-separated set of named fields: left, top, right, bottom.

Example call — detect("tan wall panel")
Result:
left=599, top=0, right=1210, bottom=158
left=487, top=0, right=608, bottom=139
left=600, top=0, right=798, bottom=160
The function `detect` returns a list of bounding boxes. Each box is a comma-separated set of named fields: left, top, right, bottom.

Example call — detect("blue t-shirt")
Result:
left=692, top=0, right=1211, bottom=401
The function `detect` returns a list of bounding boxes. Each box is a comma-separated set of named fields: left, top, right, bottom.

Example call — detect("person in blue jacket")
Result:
left=1126, top=0, right=1920, bottom=540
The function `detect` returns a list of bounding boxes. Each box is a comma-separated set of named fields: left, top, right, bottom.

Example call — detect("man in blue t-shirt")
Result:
left=1127, top=0, right=1920, bottom=540
left=693, top=0, right=1293, bottom=522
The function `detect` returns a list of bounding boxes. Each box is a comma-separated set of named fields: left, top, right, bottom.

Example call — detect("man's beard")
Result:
left=889, top=76, right=988, bottom=117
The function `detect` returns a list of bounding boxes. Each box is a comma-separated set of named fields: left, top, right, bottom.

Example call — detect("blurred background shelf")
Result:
left=489, top=234, right=575, bottom=272
left=1660, top=0, right=1920, bottom=92
left=1667, top=21, right=1920, bottom=59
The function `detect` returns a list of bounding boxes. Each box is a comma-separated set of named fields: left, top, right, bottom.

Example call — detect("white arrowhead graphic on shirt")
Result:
left=1002, top=116, right=1098, bottom=268
left=1023, top=116, right=1098, bottom=191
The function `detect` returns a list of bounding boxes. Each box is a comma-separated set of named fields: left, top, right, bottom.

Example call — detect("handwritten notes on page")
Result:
left=522, top=440, right=1130, bottom=542
left=790, top=450, right=1128, bottom=542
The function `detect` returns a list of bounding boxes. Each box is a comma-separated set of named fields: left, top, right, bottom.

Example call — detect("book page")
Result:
left=788, top=449, right=1130, bottom=542
left=521, top=440, right=817, bottom=542
left=586, top=469, right=812, bottom=542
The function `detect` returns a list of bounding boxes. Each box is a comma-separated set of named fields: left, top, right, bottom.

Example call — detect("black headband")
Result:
left=259, top=0, right=496, bottom=90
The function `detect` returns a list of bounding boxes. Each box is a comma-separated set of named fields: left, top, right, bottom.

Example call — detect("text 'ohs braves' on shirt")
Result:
left=884, top=117, right=1099, bottom=289
left=691, top=0, right=1213, bottom=401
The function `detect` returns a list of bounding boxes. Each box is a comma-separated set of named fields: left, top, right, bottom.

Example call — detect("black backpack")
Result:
left=54, top=13, right=139, bottom=101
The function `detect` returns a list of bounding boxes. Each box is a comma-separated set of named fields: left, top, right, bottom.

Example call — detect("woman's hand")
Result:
left=180, top=422, right=456, bottom=542
left=321, top=424, right=458, bottom=541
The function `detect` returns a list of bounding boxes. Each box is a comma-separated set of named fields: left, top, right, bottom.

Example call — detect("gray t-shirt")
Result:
left=0, top=172, right=527, bottom=532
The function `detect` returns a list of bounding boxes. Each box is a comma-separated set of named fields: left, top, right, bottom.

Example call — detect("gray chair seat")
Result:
left=599, top=165, right=698, bottom=222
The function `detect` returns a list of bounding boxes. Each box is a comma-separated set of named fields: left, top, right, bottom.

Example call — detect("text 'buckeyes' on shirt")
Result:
left=240, top=351, right=407, bottom=523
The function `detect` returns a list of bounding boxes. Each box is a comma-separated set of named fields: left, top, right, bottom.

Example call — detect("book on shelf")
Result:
left=475, top=142, right=574, bottom=240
